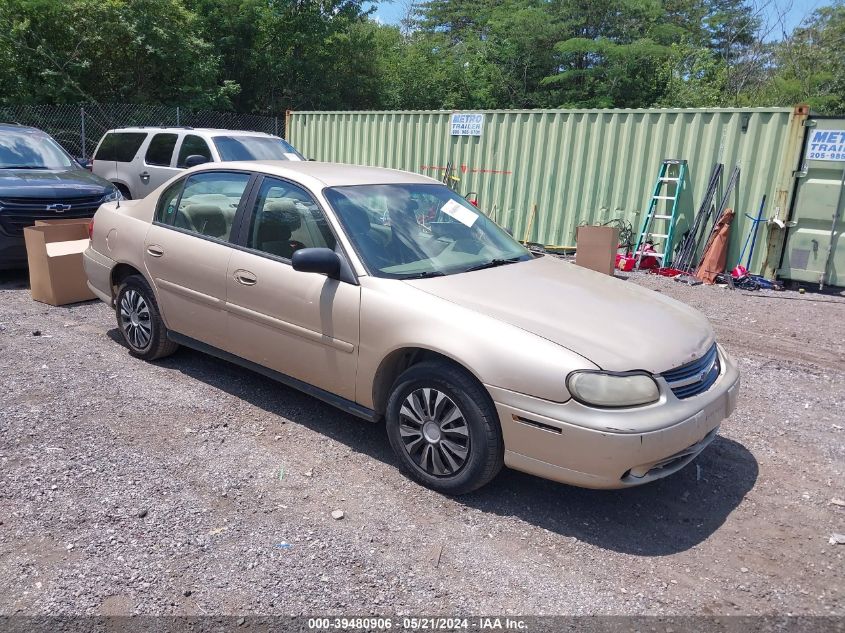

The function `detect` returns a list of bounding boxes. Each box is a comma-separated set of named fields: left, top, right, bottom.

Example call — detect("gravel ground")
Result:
left=0, top=268, right=843, bottom=616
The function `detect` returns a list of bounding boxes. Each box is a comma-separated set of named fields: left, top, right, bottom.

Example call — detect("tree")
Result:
left=760, top=2, right=845, bottom=113
left=542, top=0, right=679, bottom=107
left=0, top=0, right=229, bottom=107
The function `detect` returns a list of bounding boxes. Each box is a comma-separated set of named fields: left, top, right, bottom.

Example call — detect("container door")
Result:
left=780, top=118, right=845, bottom=286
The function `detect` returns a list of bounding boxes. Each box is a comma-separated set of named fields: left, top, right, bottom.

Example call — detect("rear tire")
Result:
left=386, top=360, right=504, bottom=495
left=115, top=274, right=178, bottom=360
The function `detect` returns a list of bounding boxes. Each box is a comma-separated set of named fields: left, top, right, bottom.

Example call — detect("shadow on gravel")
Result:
left=117, top=334, right=758, bottom=558
left=461, top=434, right=758, bottom=556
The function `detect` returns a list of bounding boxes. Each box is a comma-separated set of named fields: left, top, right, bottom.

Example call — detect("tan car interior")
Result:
left=165, top=178, right=336, bottom=258
left=175, top=193, right=240, bottom=240
left=249, top=194, right=336, bottom=258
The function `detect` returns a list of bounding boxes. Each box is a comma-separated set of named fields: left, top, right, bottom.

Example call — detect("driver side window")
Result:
left=246, top=177, right=336, bottom=260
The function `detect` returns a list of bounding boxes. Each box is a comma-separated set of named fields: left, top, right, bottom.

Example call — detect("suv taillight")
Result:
left=88, top=218, right=94, bottom=240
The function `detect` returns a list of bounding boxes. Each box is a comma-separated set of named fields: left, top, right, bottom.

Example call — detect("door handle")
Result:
left=140, top=171, right=150, bottom=184
left=146, top=245, right=164, bottom=257
left=233, top=269, right=257, bottom=286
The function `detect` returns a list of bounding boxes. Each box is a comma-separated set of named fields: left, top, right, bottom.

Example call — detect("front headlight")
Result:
left=102, top=188, right=124, bottom=202
left=566, top=370, right=660, bottom=408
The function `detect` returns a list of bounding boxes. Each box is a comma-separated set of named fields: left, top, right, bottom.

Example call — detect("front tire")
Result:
left=115, top=275, right=178, bottom=360
left=386, top=360, right=504, bottom=494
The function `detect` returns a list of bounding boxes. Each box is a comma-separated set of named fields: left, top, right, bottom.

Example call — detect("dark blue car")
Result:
left=0, top=124, right=121, bottom=269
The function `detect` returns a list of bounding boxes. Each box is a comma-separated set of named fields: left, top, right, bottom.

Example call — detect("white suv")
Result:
left=91, top=127, right=304, bottom=199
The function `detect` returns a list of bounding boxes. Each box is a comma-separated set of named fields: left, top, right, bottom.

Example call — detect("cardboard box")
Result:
left=575, top=225, right=620, bottom=275
left=23, top=219, right=96, bottom=306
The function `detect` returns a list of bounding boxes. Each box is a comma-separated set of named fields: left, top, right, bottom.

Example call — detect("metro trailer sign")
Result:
left=806, top=129, right=845, bottom=161
left=450, top=113, right=484, bottom=136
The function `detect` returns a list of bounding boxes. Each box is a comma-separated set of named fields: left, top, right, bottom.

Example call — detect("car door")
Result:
left=225, top=175, right=361, bottom=401
left=144, top=170, right=254, bottom=349
left=137, top=132, right=181, bottom=197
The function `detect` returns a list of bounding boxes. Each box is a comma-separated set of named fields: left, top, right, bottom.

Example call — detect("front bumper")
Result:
left=0, top=232, right=27, bottom=269
left=488, top=345, right=741, bottom=489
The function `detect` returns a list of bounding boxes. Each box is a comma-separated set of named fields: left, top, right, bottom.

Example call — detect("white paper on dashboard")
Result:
left=440, top=199, right=478, bottom=227
left=284, top=153, right=303, bottom=161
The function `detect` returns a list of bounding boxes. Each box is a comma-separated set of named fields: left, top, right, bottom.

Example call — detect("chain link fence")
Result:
left=0, top=104, right=283, bottom=159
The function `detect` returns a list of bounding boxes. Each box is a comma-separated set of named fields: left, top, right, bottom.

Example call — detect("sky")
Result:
left=367, top=0, right=828, bottom=38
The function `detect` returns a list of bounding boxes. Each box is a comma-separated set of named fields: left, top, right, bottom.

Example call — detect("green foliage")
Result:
left=758, top=2, right=845, bottom=114
left=0, top=0, right=842, bottom=114
left=0, top=0, right=228, bottom=107
left=657, top=42, right=729, bottom=107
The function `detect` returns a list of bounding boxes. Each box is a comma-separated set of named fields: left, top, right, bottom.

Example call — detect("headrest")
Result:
left=264, top=199, right=297, bottom=213
left=187, top=204, right=228, bottom=238
left=341, top=203, right=371, bottom=234
left=261, top=199, right=301, bottom=231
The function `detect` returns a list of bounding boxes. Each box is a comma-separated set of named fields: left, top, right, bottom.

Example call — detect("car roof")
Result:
left=0, top=123, right=49, bottom=135
left=105, top=127, right=279, bottom=138
left=203, top=161, right=440, bottom=188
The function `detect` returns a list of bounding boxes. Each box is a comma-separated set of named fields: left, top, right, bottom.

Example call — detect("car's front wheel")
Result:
left=386, top=360, right=504, bottom=494
left=115, top=274, right=178, bottom=360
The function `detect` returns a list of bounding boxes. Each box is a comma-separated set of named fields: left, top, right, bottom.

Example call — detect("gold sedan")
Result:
left=84, top=161, right=740, bottom=494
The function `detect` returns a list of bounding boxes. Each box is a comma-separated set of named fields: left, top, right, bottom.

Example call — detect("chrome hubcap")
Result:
left=119, top=289, right=152, bottom=350
left=399, top=388, right=469, bottom=477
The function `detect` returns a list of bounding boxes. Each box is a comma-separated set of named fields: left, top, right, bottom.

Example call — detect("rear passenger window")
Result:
left=246, top=177, right=336, bottom=260
left=155, top=179, right=185, bottom=225
left=175, top=172, right=251, bottom=241
left=94, top=132, right=147, bottom=162
left=177, top=135, right=212, bottom=168
left=145, top=133, right=178, bottom=167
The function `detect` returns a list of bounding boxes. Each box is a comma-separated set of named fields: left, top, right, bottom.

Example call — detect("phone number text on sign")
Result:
left=806, top=129, right=845, bottom=161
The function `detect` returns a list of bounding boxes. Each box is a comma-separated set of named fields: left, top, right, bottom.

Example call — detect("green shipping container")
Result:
left=288, top=107, right=808, bottom=277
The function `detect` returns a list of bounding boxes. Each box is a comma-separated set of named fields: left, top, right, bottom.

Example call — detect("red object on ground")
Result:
left=616, top=254, right=636, bottom=271
left=638, top=255, right=659, bottom=270
left=731, top=264, right=748, bottom=278
left=616, top=250, right=659, bottom=271
left=635, top=242, right=659, bottom=270
left=653, top=267, right=685, bottom=277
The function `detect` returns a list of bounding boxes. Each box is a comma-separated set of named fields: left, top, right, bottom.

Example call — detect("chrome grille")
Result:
left=0, top=196, right=103, bottom=236
left=1, top=195, right=104, bottom=206
left=661, top=344, right=720, bottom=399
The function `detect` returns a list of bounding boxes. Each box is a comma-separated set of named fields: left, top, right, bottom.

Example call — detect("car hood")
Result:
left=404, top=255, right=714, bottom=373
left=0, top=168, right=113, bottom=198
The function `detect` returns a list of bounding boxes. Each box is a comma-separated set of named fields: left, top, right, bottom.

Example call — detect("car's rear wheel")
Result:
left=115, top=274, right=178, bottom=360
left=386, top=360, right=504, bottom=494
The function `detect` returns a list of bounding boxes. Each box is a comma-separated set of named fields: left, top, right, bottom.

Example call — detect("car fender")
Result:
left=358, top=277, right=599, bottom=409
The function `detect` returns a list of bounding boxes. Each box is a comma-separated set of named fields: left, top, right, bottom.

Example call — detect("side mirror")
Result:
left=76, top=157, right=92, bottom=170
left=185, top=154, right=210, bottom=168
left=291, top=247, right=340, bottom=278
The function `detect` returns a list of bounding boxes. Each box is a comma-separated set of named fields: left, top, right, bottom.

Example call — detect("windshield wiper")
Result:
left=0, top=165, right=50, bottom=170
left=399, top=270, right=446, bottom=279
left=463, top=257, right=524, bottom=273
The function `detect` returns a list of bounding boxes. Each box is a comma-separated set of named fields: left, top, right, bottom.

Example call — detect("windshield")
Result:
left=213, top=136, right=304, bottom=162
left=0, top=131, right=75, bottom=169
left=324, top=183, right=531, bottom=278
